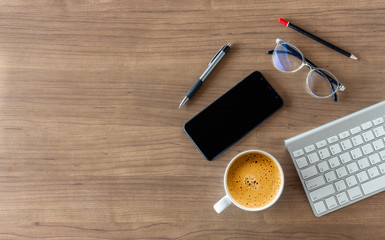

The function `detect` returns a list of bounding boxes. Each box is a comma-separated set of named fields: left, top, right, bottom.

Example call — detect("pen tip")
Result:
left=179, top=97, right=188, bottom=109
left=350, top=54, right=359, bottom=61
left=227, top=43, right=232, bottom=47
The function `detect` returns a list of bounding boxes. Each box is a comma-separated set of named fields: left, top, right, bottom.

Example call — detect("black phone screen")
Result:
left=184, top=71, right=283, bottom=160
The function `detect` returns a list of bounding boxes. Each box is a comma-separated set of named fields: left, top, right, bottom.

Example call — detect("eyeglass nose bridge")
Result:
left=304, top=62, right=314, bottom=70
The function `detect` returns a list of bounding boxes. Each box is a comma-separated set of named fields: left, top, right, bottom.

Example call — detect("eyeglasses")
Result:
left=267, top=38, right=345, bottom=102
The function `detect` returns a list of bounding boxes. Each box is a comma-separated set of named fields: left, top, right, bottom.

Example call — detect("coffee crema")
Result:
left=226, top=152, right=282, bottom=208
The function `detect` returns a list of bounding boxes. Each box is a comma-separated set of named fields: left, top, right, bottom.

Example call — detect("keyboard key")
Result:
left=335, top=180, right=347, bottom=191
left=347, top=162, right=359, bottom=173
left=301, top=165, right=318, bottom=179
left=317, top=161, right=329, bottom=173
left=369, top=153, right=381, bottom=165
left=325, top=171, right=337, bottom=182
left=340, top=139, right=353, bottom=151
left=347, top=186, right=363, bottom=200
left=362, top=143, right=374, bottom=155
left=379, top=163, right=385, bottom=174
left=350, top=126, right=362, bottom=135
left=329, top=144, right=342, bottom=155
left=357, top=171, right=369, bottom=183
left=295, top=157, right=308, bottom=168
left=363, top=130, right=375, bottom=142
left=346, top=175, right=358, bottom=187
left=318, top=148, right=330, bottom=159
left=328, top=157, right=340, bottom=168
left=314, top=201, right=327, bottom=214
left=307, top=152, right=320, bottom=164
left=327, top=135, right=339, bottom=144
left=304, top=144, right=316, bottom=153
left=361, top=121, right=373, bottom=130
left=372, top=139, right=385, bottom=150
left=325, top=196, right=338, bottom=209
left=373, top=117, right=384, bottom=125
left=352, top=135, right=364, bottom=146
left=351, top=148, right=363, bottom=159
left=336, top=166, right=348, bottom=178
left=368, top=166, right=380, bottom=178
left=362, top=175, right=385, bottom=195
left=316, top=140, right=327, bottom=148
left=339, top=131, right=350, bottom=139
left=358, top=157, right=370, bottom=169
left=339, top=152, right=352, bottom=163
left=309, top=184, right=335, bottom=201
left=293, top=149, right=304, bottom=157
left=305, top=175, right=326, bottom=191
left=374, top=126, right=385, bottom=137
left=336, top=192, right=349, bottom=204
left=380, top=150, right=385, bottom=160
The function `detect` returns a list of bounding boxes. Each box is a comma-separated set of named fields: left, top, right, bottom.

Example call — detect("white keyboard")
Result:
left=285, top=100, right=385, bottom=217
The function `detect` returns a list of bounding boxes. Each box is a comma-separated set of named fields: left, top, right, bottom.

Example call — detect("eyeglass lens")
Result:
left=273, top=43, right=303, bottom=72
left=307, top=69, right=338, bottom=97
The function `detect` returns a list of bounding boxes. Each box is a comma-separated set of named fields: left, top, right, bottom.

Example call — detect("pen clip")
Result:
left=209, top=46, right=225, bottom=65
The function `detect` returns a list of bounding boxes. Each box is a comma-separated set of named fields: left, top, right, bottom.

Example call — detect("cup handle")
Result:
left=214, top=195, right=232, bottom=214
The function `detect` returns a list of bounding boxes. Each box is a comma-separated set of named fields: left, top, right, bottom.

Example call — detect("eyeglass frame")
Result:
left=267, top=38, right=345, bottom=102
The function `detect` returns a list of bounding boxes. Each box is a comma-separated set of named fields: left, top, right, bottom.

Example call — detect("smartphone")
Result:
left=184, top=71, right=284, bottom=160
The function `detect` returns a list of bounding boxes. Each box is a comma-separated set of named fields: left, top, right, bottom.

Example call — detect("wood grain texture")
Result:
left=1, top=0, right=385, bottom=239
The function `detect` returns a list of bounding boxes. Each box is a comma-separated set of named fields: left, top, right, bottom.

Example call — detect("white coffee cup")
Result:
left=214, top=150, right=284, bottom=213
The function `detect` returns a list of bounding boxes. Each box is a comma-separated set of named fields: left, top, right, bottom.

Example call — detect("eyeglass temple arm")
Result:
left=266, top=49, right=338, bottom=102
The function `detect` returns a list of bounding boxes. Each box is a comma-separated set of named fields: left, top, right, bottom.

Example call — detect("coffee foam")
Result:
left=226, top=152, right=282, bottom=209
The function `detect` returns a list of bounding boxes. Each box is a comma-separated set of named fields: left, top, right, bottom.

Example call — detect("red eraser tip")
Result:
left=279, top=18, right=289, bottom=26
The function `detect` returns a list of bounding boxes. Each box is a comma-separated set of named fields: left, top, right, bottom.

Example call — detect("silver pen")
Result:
left=179, top=43, right=232, bottom=109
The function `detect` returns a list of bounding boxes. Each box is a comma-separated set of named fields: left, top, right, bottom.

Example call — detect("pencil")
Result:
left=279, top=18, right=359, bottom=61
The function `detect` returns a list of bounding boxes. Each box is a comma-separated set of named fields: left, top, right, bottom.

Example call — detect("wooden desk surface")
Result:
left=1, top=1, right=385, bottom=239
